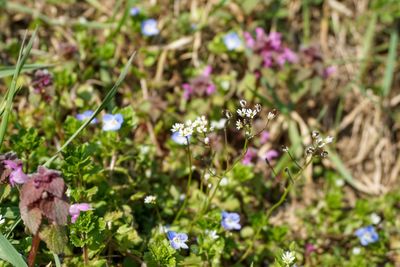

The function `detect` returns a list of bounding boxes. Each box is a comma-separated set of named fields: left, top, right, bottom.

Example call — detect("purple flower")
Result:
left=3, top=160, right=28, bottom=187
left=130, top=7, right=140, bottom=16
left=260, top=131, right=270, bottom=144
left=76, top=110, right=97, bottom=124
left=268, top=32, right=282, bottom=50
left=167, top=231, right=189, bottom=250
left=264, top=149, right=279, bottom=161
left=355, top=226, right=379, bottom=246
left=141, top=19, right=159, bottom=36
left=221, top=211, right=241, bottom=230
left=223, top=32, right=242, bottom=51
left=102, top=114, right=124, bottom=131
left=182, top=66, right=215, bottom=100
left=69, top=203, right=92, bottom=223
left=323, top=66, right=337, bottom=78
left=242, top=148, right=256, bottom=165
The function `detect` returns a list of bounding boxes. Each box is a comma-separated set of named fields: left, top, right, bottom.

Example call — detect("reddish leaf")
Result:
left=20, top=207, right=42, bottom=234
left=20, top=180, right=43, bottom=207
left=46, top=177, right=66, bottom=198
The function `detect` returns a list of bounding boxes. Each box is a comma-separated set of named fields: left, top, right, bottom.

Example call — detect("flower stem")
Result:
left=173, top=138, right=193, bottom=222
left=28, top=233, right=41, bottom=267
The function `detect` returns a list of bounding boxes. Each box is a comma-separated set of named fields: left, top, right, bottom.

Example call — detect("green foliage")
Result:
left=144, top=235, right=177, bottom=267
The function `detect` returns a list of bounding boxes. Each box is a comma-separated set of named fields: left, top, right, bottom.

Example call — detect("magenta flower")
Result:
left=182, top=66, right=215, bottom=100
left=264, top=150, right=279, bottom=161
left=69, top=203, right=92, bottom=223
left=244, top=28, right=297, bottom=69
left=3, top=160, right=28, bottom=187
left=260, top=131, right=270, bottom=144
left=242, top=148, right=257, bottom=165
left=323, top=66, right=337, bottom=78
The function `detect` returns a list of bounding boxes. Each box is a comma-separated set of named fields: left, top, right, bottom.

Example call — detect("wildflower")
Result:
left=281, top=146, right=289, bottom=152
left=352, top=247, right=361, bottom=255
left=323, top=66, right=337, bottom=78
left=335, top=179, right=344, bottom=187
left=370, top=213, right=381, bottom=225
left=3, top=160, right=28, bottom=187
left=223, top=32, right=242, bottom=51
left=76, top=110, right=97, bottom=124
left=0, top=214, right=5, bottom=225
left=204, top=137, right=210, bottom=144
left=141, top=19, right=159, bottom=36
left=239, top=99, right=247, bottom=107
left=264, top=149, right=279, bottom=161
left=167, top=231, right=189, bottom=250
left=171, top=132, right=190, bottom=145
left=182, top=66, right=215, bottom=99
left=260, top=131, right=270, bottom=143
left=219, top=177, right=229, bottom=186
left=221, top=211, right=241, bottom=230
left=281, top=251, right=296, bottom=266
left=130, top=7, right=140, bottom=16
left=69, top=203, right=92, bottom=223
left=171, top=116, right=212, bottom=137
left=355, top=226, right=379, bottom=246
left=32, top=69, right=53, bottom=101
left=102, top=113, right=123, bottom=131
left=205, top=229, right=219, bottom=240
left=211, top=119, right=227, bottom=130
left=242, top=149, right=256, bottom=165
left=224, top=110, right=232, bottom=119
left=267, top=110, right=277, bottom=120
left=305, top=243, right=316, bottom=255
left=144, top=195, right=157, bottom=204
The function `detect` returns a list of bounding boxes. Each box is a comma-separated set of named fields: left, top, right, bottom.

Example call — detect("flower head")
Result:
left=130, top=7, right=140, bottom=16
left=167, top=231, right=189, bottom=250
left=264, top=149, right=279, bottom=161
left=204, top=229, right=219, bottom=240
left=0, top=214, right=5, bottom=225
left=242, top=149, right=256, bottom=165
left=182, top=66, right=215, bottom=100
left=141, top=19, right=159, bottom=36
left=355, top=226, right=379, bottom=246
left=102, top=114, right=123, bottom=131
left=281, top=250, right=296, bottom=266
left=3, top=160, right=28, bottom=187
left=323, top=66, right=337, bottom=78
left=69, top=203, right=92, bottom=223
left=223, top=32, right=242, bottom=51
left=144, top=195, right=157, bottom=204
left=76, top=110, right=97, bottom=124
left=221, top=211, right=241, bottom=230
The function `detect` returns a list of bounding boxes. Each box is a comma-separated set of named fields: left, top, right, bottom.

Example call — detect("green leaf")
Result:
left=39, top=225, right=68, bottom=254
left=0, top=232, right=28, bottom=267
left=0, top=63, right=53, bottom=78
left=381, top=28, right=398, bottom=96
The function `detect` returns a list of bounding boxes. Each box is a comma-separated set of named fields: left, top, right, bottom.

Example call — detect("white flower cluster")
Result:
left=305, top=131, right=334, bottom=158
left=235, top=100, right=261, bottom=130
left=281, top=250, right=296, bottom=266
left=144, top=195, right=157, bottom=204
left=171, top=116, right=213, bottom=137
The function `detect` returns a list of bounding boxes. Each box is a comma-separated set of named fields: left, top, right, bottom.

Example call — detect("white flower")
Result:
left=281, top=251, right=295, bottom=266
left=205, top=229, right=219, bottom=240
left=220, top=177, right=229, bottom=186
left=0, top=215, right=5, bottom=225
left=239, top=99, right=247, bottom=107
left=171, top=123, right=184, bottom=133
left=211, top=119, right=227, bottom=129
left=144, top=195, right=157, bottom=204
left=267, top=111, right=276, bottom=120
left=370, top=213, right=381, bottom=225
left=325, top=136, right=334, bottom=144
left=352, top=247, right=361, bottom=255
left=204, top=137, right=210, bottom=144
left=236, top=120, right=243, bottom=130
left=335, top=179, right=344, bottom=187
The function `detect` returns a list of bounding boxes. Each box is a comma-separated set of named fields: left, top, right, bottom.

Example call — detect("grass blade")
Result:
left=53, top=253, right=61, bottom=267
left=0, top=232, right=28, bottom=267
left=44, top=52, right=136, bottom=166
left=381, top=27, right=398, bottom=96
left=0, top=64, right=53, bottom=79
left=0, top=27, right=38, bottom=149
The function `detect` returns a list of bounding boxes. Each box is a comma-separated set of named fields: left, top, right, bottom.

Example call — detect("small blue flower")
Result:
left=102, top=113, right=124, bottom=131
left=130, top=7, right=140, bottom=16
left=223, top=32, right=242, bottom=51
left=141, top=19, right=159, bottom=36
left=355, top=226, right=379, bottom=246
left=221, top=211, right=241, bottom=230
left=167, top=231, right=189, bottom=250
left=171, top=132, right=190, bottom=145
left=76, top=110, right=97, bottom=124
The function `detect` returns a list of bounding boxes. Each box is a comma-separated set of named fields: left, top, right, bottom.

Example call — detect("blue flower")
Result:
left=223, top=32, right=242, bottom=51
left=221, top=211, right=241, bottom=230
left=171, top=132, right=190, bottom=145
left=167, top=231, right=189, bottom=250
left=355, top=226, right=379, bottom=246
left=141, top=19, right=159, bottom=36
left=130, top=7, right=140, bottom=16
left=102, top=114, right=124, bottom=131
left=76, top=110, right=97, bottom=124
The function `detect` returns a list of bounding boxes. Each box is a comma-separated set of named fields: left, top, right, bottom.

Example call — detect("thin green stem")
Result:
left=173, top=137, right=193, bottom=222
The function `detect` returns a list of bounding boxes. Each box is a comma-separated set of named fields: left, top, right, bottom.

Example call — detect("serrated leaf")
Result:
left=20, top=207, right=42, bottom=234
left=39, top=225, right=68, bottom=254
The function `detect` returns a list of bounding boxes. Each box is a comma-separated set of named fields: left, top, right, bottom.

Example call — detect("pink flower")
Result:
left=182, top=66, right=215, bottom=100
left=244, top=32, right=255, bottom=48
left=323, top=66, right=337, bottom=78
left=260, top=131, right=270, bottom=144
left=268, top=32, right=282, bottom=50
left=69, top=203, right=92, bottom=223
left=264, top=150, right=279, bottom=161
left=242, top=149, right=257, bottom=165
left=3, top=160, right=28, bottom=186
